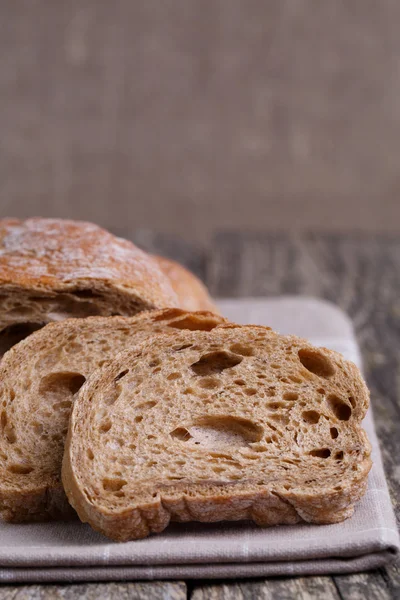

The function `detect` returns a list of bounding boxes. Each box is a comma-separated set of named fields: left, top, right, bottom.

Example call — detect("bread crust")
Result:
left=0, top=309, right=227, bottom=522
left=63, top=326, right=372, bottom=541
left=0, top=218, right=178, bottom=332
left=154, top=255, right=219, bottom=313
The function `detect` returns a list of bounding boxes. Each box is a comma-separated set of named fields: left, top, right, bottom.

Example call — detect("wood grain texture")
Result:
left=1, top=2, right=400, bottom=239
left=191, top=576, right=340, bottom=599
left=0, top=582, right=186, bottom=599
left=334, top=573, right=393, bottom=600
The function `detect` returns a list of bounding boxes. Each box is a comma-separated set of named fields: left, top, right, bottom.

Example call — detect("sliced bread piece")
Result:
left=0, top=309, right=226, bottom=522
left=0, top=218, right=178, bottom=353
left=62, top=325, right=372, bottom=542
left=154, top=255, right=219, bottom=313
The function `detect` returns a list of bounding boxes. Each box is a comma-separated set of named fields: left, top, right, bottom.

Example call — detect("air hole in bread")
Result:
left=270, top=414, right=288, bottom=427
left=114, top=370, right=129, bottom=382
left=103, top=386, right=121, bottom=406
left=317, top=387, right=326, bottom=394
left=309, top=448, right=331, bottom=458
left=183, top=388, right=195, bottom=395
left=71, top=289, right=100, bottom=299
left=168, top=315, right=220, bottom=331
left=267, top=389, right=276, bottom=397
left=87, top=449, right=94, bottom=460
left=234, top=379, right=246, bottom=386
left=271, top=364, right=280, bottom=369
left=53, top=400, right=72, bottom=411
left=170, top=427, right=192, bottom=441
left=334, top=451, right=344, bottom=460
left=191, top=351, right=243, bottom=376
left=0, top=322, right=44, bottom=355
left=245, top=388, right=257, bottom=396
left=330, top=427, right=339, bottom=439
left=198, top=377, right=220, bottom=390
left=174, top=344, right=193, bottom=352
left=266, top=401, right=286, bottom=410
left=99, top=420, right=112, bottom=433
left=229, top=343, right=254, bottom=356
left=209, top=452, right=233, bottom=459
left=348, top=396, right=356, bottom=408
left=185, top=416, right=263, bottom=449
left=32, top=421, right=43, bottom=436
left=154, top=308, right=186, bottom=321
left=298, top=349, right=335, bottom=378
left=4, top=425, right=16, bottom=444
left=302, top=410, right=321, bottom=424
left=327, top=394, right=352, bottom=421
left=135, top=416, right=143, bottom=423
left=0, top=410, right=7, bottom=428
left=7, top=463, right=33, bottom=475
left=212, top=466, right=226, bottom=473
left=39, top=373, right=86, bottom=406
left=65, top=342, right=83, bottom=353
left=288, top=375, right=303, bottom=384
left=167, top=372, right=181, bottom=381
left=137, top=401, right=157, bottom=411
left=283, top=391, right=299, bottom=401
left=102, top=477, right=127, bottom=492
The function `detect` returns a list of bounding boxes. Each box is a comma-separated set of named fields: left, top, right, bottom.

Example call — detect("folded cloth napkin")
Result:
left=0, top=297, right=398, bottom=583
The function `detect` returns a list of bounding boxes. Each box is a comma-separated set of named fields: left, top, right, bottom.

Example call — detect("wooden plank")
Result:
left=0, top=581, right=186, bottom=600
left=334, top=572, right=392, bottom=600
left=385, top=560, right=400, bottom=598
left=191, top=576, right=339, bottom=600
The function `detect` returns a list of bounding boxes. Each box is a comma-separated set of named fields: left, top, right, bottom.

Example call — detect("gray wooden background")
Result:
left=1, top=0, right=400, bottom=241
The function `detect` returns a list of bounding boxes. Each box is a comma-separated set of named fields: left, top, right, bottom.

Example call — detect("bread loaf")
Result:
left=62, top=324, right=372, bottom=541
left=0, top=218, right=178, bottom=353
left=0, top=309, right=226, bottom=521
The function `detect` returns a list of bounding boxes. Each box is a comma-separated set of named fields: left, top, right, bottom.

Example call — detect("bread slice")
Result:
left=0, top=218, right=178, bottom=353
left=0, top=309, right=226, bottom=522
left=154, top=255, right=219, bottom=313
left=62, top=325, right=372, bottom=542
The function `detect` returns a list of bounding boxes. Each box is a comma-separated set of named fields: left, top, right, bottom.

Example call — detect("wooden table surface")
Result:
left=1, top=231, right=399, bottom=599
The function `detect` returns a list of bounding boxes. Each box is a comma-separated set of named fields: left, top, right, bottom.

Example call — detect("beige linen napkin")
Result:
left=0, top=297, right=398, bottom=583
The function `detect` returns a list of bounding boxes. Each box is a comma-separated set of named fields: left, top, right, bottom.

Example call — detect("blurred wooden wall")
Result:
left=0, top=1, right=399, bottom=240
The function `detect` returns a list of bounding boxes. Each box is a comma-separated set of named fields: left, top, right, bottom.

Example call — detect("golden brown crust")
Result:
left=63, top=326, right=372, bottom=542
left=0, top=218, right=178, bottom=332
left=154, top=255, right=219, bottom=313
